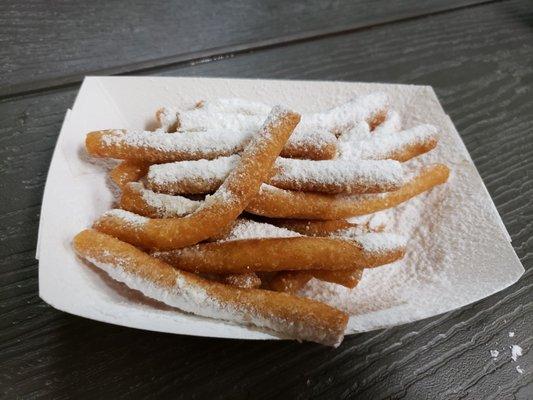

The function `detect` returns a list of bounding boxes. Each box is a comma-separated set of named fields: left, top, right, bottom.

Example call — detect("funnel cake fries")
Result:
left=247, top=164, right=450, bottom=220
left=73, top=230, right=348, bottom=346
left=77, top=93, right=451, bottom=345
left=94, top=107, right=300, bottom=250
left=146, top=156, right=404, bottom=195
left=152, top=234, right=406, bottom=274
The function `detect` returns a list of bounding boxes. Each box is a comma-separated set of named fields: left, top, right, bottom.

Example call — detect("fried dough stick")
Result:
left=73, top=230, right=348, bottom=346
left=152, top=234, right=406, bottom=274
left=86, top=127, right=334, bottom=162
left=247, top=164, right=450, bottom=220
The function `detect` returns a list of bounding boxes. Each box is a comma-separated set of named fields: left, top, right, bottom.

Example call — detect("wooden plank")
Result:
left=0, top=0, right=532, bottom=398
left=0, top=0, right=493, bottom=97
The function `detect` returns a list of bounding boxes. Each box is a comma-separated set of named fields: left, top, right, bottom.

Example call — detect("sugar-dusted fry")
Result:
left=281, top=131, right=337, bottom=160
left=146, top=155, right=240, bottom=195
left=109, top=160, right=149, bottom=190
left=73, top=229, right=349, bottom=346
left=147, top=156, right=404, bottom=195
left=86, top=128, right=251, bottom=163
left=339, top=124, right=438, bottom=162
left=152, top=234, right=406, bottom=274
left=86, top=124, right=335, bottom=163
left=358, top=125, right=437, bottom=162
left=94, top=107, right=300, bottom=250
left=270, top=158, right=403, bottom=194
left=247, top=164, right=450, bottom=219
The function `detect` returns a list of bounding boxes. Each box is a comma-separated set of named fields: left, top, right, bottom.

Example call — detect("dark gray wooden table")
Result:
left=1, top=1, right=531, bottom=398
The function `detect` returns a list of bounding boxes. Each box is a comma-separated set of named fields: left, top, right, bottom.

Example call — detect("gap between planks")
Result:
left=0, top=0, right=503, bottom=100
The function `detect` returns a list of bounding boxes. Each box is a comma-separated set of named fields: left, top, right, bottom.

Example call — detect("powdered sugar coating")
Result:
left=353, top=232, right=407, bottom=253
left=83, top=250, right=345, bottom=346
left=157, top=107, right=178, bottom=131
left=178, top=110, right=265, bottom=133
left=223, top=219, right=301, bottom=241
left=164, top=93, right=387, bottom=142
left=148, top=155, right=239, bottom=186
left=339, top=124, right=437, bottom=160
left=103, top=209, right=148, bottom=227
left=148, top=156, right=404, bottom=193
left=373, top=110, right=402, bottom=135
left=343, top=210, right=393, bottom=233
left=199, top=98, right=272, bottom=115
left=274, top=158, right=404, bottom=189
left=302, top=92, right=388, bottom=133
left=102, top=129, right=249, bottom=156
left=130, top=182, right=201, bottom=217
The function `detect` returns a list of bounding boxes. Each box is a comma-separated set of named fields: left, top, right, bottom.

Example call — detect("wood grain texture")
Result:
left=0, top=0, right=492, bottom=97
left=0, top=0, right=532, bottom=399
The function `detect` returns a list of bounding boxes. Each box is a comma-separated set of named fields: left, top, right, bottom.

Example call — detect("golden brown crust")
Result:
left=247, top=164, right=450, bottom=220
left=109, top=160, right=150, bottom=190
left=94, top=108, right=300, bottom=250
left=152, top=237, right=405, bottom=274
left=382, top=136, right=438, bottom=162
left=279, top=139, right=337, bottom=160
left=73, top=229, right=348, bottom=346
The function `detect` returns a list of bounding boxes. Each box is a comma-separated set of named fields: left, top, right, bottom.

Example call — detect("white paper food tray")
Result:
left=37, top=77, right=524, bottom=340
